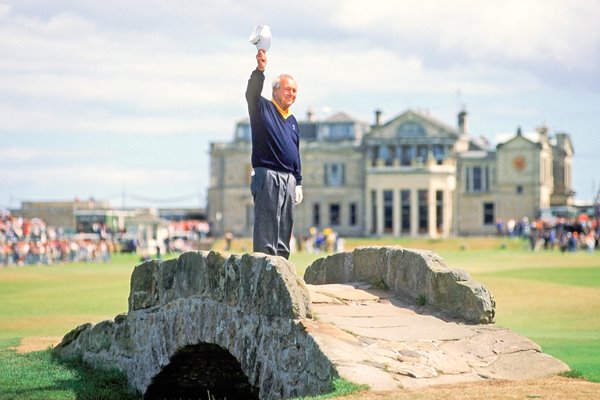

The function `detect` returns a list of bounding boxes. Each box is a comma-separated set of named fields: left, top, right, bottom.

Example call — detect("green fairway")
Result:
left=0, top=253, right=138, bottom=340
left=477, top=266, right=600, bottom=287
left=0, top=239, right=599, bottom=400
left=471, top=260, right=600, bottom=383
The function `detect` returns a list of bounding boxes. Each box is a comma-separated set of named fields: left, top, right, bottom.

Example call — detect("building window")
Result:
left=466, top=165, right=490, bottom=193
left=516, top=185, right=523, bottom=194
left=416, top=145, right=428, bottom=163
left=329, top=204, right=340, bottom=226
left=435, top=190, right=443, bottom=232
left=400, top=145, right=414, bottom=166
left=378, top=146, right=394, bottom=166
left=433, top=145, right=445, bottom=165
left=483, top=203, right=495, bottom=225
left=387, top=145, right=396, bottom=166
left=313, top=203, right=320, bottom=227
left=418, top=189, right=428, bottom=234
left=371, top=190, right=377, bottom=234
left=384, top=190, right=393, bottom=233
left=349, top=202, right=357, bottom=226
left=473, top=166, right=482, bottom=190
left=401, top=190, right=411, bottom=234
left=235, top=123, right=251, bottom=141
left=324, top=163, right=345, bottom=186
left=371, top=146, right=378, bottom=166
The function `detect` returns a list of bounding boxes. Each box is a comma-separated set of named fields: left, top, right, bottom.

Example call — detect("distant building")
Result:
left=18, top=199, right=112, bottom=233
left=207, top=108, right=575, bottom=238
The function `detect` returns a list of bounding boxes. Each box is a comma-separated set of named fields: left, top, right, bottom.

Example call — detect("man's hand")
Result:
left=295, top=185, right=303, bottom=205
left=256, top=49, right=266, bottom=72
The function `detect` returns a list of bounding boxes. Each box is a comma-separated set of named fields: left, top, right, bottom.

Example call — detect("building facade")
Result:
left=207, top=108, right=574, bottom=238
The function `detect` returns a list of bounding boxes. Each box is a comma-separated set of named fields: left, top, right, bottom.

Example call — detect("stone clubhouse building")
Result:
left=207, top=108, right=574, bottom=239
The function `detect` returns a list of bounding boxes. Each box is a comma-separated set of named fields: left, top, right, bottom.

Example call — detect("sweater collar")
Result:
left=271, top=99, right=292, bottom=119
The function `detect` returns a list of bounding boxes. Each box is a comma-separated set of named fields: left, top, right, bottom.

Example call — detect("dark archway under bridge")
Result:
left=144, top=342, right=259, bottom=400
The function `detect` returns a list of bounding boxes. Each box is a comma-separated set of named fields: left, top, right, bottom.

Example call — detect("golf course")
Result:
left=1, top=236, right=599, bottom=399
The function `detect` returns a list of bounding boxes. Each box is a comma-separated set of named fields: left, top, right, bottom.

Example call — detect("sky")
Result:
left=1, top=0, right=599, bottom=210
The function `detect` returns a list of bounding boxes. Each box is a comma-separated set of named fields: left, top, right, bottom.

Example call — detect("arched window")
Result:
left=397, top=122, right=425, bottom=137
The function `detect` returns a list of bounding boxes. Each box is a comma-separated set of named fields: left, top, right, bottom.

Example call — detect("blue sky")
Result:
left=1, top=0, right=599, bottom=210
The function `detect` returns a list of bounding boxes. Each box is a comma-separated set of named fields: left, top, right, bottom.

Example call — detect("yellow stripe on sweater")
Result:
left=271, top=99, right=292, bottom=119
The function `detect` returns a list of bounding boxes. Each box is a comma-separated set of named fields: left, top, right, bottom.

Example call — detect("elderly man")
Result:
left=245, top=49, right=303, bottom=259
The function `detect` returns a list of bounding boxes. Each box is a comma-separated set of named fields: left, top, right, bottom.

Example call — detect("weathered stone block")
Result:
left=158, top=258, right=178, bottom=305
left=128, top=260, right=160, bottom=311
left=352, top=246, right=388, bottom=284
left=174, top=251, right=207, bottom=297
left=304, top=246, right=495, bottom=324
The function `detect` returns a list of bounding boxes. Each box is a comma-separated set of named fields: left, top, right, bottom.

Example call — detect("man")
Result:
left=246, top=49, right=303, bottom=259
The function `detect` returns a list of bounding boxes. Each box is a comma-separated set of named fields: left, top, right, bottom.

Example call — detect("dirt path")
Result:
left=12, top=336, right=62, bottom=353
left=331, top=376, right=599, bottom=400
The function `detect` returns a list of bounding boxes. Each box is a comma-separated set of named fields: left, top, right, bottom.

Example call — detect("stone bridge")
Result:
left=54, top=247, right=568, bottom=399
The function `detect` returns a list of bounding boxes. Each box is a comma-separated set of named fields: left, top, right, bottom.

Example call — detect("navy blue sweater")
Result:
left=245, top=69, right=302, bottom=184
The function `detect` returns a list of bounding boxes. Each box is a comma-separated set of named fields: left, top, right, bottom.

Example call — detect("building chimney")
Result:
left=458, top=107, right=468, bottom=135
left=374, top=109, right=382, bottom=126
left=536, top=123, right=548, bottom=137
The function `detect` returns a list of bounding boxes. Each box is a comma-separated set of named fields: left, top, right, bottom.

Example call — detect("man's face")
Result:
left=273, top=76, right=297, bottom=111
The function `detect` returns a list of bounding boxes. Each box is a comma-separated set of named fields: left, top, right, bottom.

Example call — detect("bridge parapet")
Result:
left=55, top=251, right=334, bottom=400
left=304, top=246, right=496, bottom=323
left=129, top=251, right=312, bottom=319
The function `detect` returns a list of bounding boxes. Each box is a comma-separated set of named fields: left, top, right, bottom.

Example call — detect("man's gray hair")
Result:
left=272, top=74, right=295, bottom=90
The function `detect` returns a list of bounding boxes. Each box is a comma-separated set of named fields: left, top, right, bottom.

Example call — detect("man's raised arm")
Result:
left=245, top=49, right=267, bottom=106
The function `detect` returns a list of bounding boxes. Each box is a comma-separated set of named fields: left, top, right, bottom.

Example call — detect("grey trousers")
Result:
left=251, top=167, right=296, bottom=259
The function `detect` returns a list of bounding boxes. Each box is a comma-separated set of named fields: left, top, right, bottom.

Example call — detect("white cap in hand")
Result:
left=249, top=24, right=271, bottom=51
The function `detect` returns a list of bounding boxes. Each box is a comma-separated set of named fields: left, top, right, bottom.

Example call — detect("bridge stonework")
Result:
left=304, top=246, right=496, bottom=323
left=54, top=251, right=336, bottom=399
left=54, top=247, right=567, bottom=399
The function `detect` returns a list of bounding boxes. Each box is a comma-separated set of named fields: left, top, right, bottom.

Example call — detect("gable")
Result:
left=496, top=134, right=540, bottom=152
left=366, top=109, right=460, bottom=144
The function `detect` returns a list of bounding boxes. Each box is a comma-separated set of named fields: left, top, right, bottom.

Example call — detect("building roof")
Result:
left=323, top=111, right=360, bottom=123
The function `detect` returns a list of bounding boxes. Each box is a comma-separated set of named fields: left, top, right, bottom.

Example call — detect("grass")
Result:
left=293, top=378, right=369, bottom=399
left=0, top=253, right=137, bottom=340
left=0, top=338, right=140, bottom=400
left=1, top=237, right=599, bottom=399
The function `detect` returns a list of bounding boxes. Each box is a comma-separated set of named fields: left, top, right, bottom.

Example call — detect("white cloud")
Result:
left=0, top=2, right=9, bottom=18
left=330, top=0, right=600, bottom=78
left=0, top=146, right=50, bottom=162
left=0, top=164, right=197, bottom=187
left=0, top=0, right=599, bottom=205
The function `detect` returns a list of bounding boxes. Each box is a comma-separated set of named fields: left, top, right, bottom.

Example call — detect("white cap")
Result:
left=249, top=24, right=271, bottom=51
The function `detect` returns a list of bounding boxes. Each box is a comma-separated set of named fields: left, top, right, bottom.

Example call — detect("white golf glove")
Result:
left=295, top=185, right=303, bottom=205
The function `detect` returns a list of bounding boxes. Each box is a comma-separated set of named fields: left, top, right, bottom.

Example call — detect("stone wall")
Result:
left=54, top=251, right=336, bottom=400
left=304, top=246, right=496, bottom=323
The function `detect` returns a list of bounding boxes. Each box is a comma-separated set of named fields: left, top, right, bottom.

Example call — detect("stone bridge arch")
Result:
left=144, top=342, right=259, bottom=399
left=54, top=251, right=336, bottom=400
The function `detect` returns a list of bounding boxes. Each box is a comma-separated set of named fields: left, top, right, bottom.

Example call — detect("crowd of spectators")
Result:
left=1, top=211, right=113, bottom=266
left=296, top=227, right=345, bottom=253
left=4, top=208, right=598, bottom=266
left=496, top=215, right=600, bottom=252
